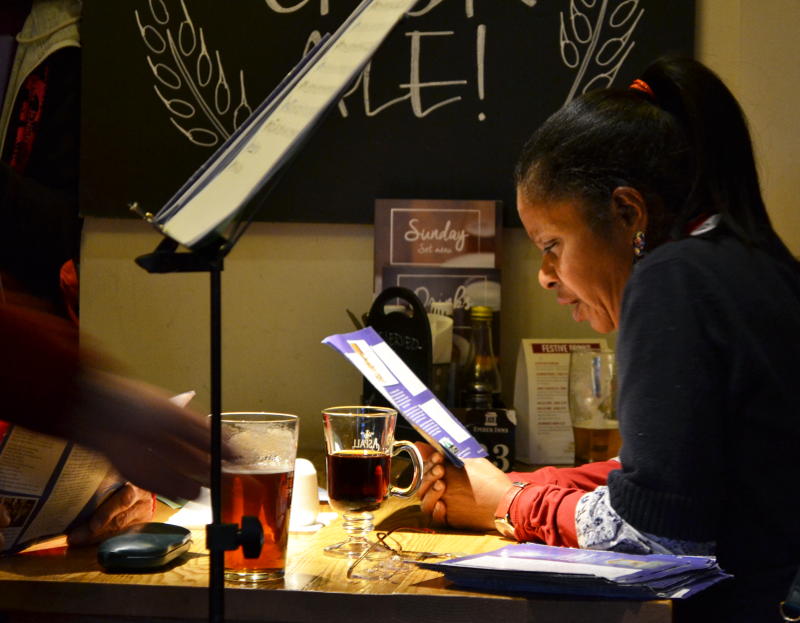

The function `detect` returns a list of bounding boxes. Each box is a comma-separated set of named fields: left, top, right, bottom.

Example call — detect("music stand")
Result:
left=129, top=3, right=417, bottom=620
left=133, top=223, right=262, bottom=623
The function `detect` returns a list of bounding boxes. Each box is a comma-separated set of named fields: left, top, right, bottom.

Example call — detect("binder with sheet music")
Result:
left=136, top=0, right=417, bottom=253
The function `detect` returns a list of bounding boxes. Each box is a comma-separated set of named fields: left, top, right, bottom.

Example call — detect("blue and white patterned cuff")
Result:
left=575, top=486, right=715, bottom=556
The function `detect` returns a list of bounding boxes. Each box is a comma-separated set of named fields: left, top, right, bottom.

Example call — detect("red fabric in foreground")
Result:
left=506, top=460, right=621, bottom=547
left=0, top=303, right=80, bottom=437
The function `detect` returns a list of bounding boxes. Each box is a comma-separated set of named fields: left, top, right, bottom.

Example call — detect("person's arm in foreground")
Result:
left=0, top=303, right=212, bottom=503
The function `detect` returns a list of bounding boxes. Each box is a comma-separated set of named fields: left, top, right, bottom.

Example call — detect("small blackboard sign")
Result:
left=455, top=407, right=516, bottom=472
left=80, top=1, right=694, bottom=226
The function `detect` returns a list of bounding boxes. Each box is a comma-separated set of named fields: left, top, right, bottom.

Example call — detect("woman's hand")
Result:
left=417, top=443, right=448, bottom=524
left=417, top=443, right=513, bottom=532
left=67, top=483, right=155, bottom=546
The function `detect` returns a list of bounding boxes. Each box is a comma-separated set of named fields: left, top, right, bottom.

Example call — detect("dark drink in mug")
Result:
left=326, top=450, right=391, bottom=513
left=321, top=406, right=423, bottom=558
left=222, top=467, right=294, bottom=580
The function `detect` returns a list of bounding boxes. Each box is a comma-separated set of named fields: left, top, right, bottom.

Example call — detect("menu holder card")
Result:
left=418, top=543, right=731, bottom=600
left=381, top=265, right=501, bottom=313
left=514, top=338, right=608, bottom=465
left=141, top=0, right=418, bottom=252
left=322, top=327, right=487, bottom=467
left=381, top=264, right=502, bottom=363
left=373, top=198, right=502, bottom=295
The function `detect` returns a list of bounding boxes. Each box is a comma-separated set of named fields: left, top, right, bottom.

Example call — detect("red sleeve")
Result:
left=508, top=485, right=585, bottom=547
left=507, top=459, right=620, bottom=491
left=504, top=461, right=620, bottom=548
left=0, top=303, right=80, bottom=438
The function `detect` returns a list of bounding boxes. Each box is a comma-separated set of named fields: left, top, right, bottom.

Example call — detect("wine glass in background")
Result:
left=568, top=351, right=621, bottom=464
left=322, top=406, right=422, bottom=558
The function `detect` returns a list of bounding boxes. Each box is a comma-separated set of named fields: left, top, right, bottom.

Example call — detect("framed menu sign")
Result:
left=373, top=198, right=502, bottom=294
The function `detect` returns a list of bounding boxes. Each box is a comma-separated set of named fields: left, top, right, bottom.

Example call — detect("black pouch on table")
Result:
left=97, top=522, right=192, bottom=572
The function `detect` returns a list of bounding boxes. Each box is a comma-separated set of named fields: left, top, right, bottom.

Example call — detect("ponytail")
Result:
left=516, top=56, right=797, bottom=266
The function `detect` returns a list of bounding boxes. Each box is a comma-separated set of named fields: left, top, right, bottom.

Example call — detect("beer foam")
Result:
left=224, top=423, right=296, bottom=470
left=222, top=466, right=292, bottom=475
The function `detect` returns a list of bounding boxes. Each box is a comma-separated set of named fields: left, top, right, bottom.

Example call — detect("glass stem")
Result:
left=342, top=512, right=374, bottom=539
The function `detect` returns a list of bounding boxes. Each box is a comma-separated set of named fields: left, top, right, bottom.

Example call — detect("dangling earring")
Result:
left=633, top=230, right=646, bottom=260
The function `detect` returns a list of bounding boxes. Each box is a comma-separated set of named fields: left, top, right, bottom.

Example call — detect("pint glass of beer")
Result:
left=221, top=412, right=298, bottom=582
left=568, top=351, right=621, bottom=464
left=322, top=406, right=423, bottom=558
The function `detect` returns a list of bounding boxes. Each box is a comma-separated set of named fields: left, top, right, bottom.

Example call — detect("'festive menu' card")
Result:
left=514, top=339, right=608, bottom=464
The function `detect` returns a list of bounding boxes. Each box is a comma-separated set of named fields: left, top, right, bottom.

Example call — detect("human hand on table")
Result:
left=67, top=483, right=155, bottom=546
left=416, top=442, right=513, bottom=532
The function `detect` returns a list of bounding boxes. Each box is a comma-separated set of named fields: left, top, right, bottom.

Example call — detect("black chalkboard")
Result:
left=80, top=0, right=694, bottom=227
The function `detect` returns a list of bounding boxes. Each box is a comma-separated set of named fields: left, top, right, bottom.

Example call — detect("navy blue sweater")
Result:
left=609, top=229, right=800, bottom=620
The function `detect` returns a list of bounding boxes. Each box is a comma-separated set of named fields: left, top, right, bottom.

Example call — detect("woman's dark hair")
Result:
left=515, top=56, right=795, bottom=263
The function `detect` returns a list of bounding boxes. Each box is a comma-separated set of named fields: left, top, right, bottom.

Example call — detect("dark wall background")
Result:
left=80, top=0, right=695, bottom=227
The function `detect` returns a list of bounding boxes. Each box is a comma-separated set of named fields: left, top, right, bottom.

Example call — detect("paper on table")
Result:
left=447, top=553, right=638, bottom=581
left=418, top=542, right=732, bottom=600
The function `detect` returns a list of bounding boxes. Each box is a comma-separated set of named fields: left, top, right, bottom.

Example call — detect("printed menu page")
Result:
left=323, top=327, right=487, bottom=467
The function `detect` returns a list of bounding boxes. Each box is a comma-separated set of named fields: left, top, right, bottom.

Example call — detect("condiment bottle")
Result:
left=461, top=305, right=502, bottom=409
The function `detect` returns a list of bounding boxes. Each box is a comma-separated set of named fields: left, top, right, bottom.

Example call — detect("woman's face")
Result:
left=517, top=188, right=637, bottom=333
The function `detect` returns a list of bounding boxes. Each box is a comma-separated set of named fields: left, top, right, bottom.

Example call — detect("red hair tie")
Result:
left=629, top=78, right=655, bottom=100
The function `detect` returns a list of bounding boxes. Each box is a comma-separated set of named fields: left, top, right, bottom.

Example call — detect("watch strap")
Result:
left=494, top=481, right=529, bottom=520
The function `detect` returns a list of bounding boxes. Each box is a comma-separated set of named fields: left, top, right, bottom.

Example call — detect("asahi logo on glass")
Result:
left=353, top=430, right=380, bottom=451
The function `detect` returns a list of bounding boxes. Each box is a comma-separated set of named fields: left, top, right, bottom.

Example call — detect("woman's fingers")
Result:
left=419, top=462, right=446, bottom=498
left=420, top=479, right=445, bottom=514
left=431, top=500, right=448, bottom=526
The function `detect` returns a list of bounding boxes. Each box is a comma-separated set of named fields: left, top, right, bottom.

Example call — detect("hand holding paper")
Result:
left=418, top=445, right=510, bottom=531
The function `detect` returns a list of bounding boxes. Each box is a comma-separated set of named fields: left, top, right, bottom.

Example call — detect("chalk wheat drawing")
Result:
left=134, top=0, right=252, bottom=147
left=560, top=0, right=643, bottom=104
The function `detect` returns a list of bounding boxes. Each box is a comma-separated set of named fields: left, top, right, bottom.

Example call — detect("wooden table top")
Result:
left=0, top=500, right=672, bottom=623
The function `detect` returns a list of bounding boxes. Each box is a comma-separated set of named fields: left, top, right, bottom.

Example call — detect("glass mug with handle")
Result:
left=322, top=406, right=423, bottom=558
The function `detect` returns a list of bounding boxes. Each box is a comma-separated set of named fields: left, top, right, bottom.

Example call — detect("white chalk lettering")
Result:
left=264, top=0, right=329, bottom=16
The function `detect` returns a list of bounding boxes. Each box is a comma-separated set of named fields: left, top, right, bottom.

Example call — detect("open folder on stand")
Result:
left=136, top=0, right=417, bottom=253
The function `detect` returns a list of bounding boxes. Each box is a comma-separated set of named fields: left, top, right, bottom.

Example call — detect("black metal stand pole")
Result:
left=134, top=235, right=262, bottom=623
left=209, top=267, right=224, bottom=623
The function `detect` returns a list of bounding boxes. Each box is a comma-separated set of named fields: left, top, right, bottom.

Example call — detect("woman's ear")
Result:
left=611, top=186, right=648, bottom=233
